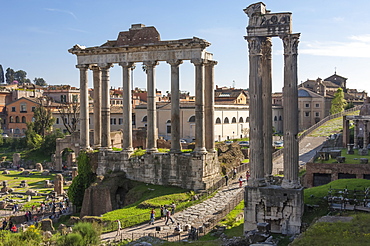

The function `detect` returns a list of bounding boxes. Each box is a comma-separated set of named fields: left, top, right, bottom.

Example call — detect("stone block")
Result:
left=42, top=171, right=50, bottom=176
left=2, top=170, right=9, bottom=174
left=330, top=150, right=342, bottom=158
left=336, top=156, right=346, bottom=163
left=40, top=219, right=54, bottom=232
left=360, top=158, right=369, bottom=164
left=359, top=149, right=369, bottom=156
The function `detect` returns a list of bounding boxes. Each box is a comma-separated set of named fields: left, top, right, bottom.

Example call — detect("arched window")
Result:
left=216, top=117, right=221, bottom=124
left=279, top=116, right=282, bottom=121
left=188, top=115, right=195, bottom=122
left=166, top=120, right=171, bottom=134
left=274, top=116, right=277, bottom=121
left=239, top=117, right=244, bottom=123
left=232, top=117, right=237, bottom=123
left=246, top=117, right=250, bottom=122
left=15, top=116, right=20, bottom=123
left=14, top=128, right=20, bottom=134
left=224, top=117, right=229, bottom=124
left=22, top=116, right=26, bottom=123
left=9, top=116, right=14, bottom=123
left=166, top=120, right=171, bottom=123
left=142, top=116, right=147, bottom=122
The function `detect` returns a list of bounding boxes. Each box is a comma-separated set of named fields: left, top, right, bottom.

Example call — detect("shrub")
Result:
left=57, top=233, right=84, bottom=246
left=72, top=222, right=101, bottom=245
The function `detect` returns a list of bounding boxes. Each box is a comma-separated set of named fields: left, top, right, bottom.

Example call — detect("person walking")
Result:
left=160, top=205, right=165, bottom=220
left=115, top=219, right=122, bottom=237
left=171, top=202, right=176, bottom=215
left=233, top=167, right=237, bottom=179
left=224, top=175, right=229, bottom=186
left=165, top=207, right=174, bottom=225
left=149, top=208, right=156, bottom=225
left=239, top=176, right=243, bottom=188
left=246, top=170, right=250, bottom=182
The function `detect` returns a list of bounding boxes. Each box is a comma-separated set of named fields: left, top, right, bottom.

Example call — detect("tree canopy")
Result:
left=33, top=97, right=56, bottom=136
left=34, top=77, right=47, bottom=86
left=330, top=88, right=347, bottom=114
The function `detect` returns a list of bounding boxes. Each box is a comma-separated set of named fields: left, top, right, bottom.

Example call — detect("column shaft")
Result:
left=77, top=64, right=90, bottom=150
left=167, top=59, right=183, bottom=152
left=354, top=120, right=358, bottom=148
left=120, top=62, right=135, bottom=152
left=91, top=66, right=102, bottom=148
left=262, top=38, right=273, bottom=177
left=342, top=116, right=349, bottom=147
left=100, top=64, right=112, bottom=150
left=280, top=33, right=301, bottom=189
left=246, top=37, right=265, bottom=187
left=364, top=121, right=368, bottom=148
left=192, top=58, right=207, bottom=154
left=205, top=60, right=217, bottom=152
left=144, top=61, right=159, bottom=152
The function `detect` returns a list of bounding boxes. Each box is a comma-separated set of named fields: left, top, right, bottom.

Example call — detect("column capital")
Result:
left=98, top=63, right=114, bottom=70
left=246, top=36, right=263, bottom=56
left=143, top=60, right=159, bottom=67
left=204, top=60, right=218, bottom=67
left=76, top=64, right=90, bottom=70
left=280, top=33, right=300, bottom=55
left=167, top=59, right=183, bottom=67
left=191, top=58, right=206, bottom=66
left=90, top=65, right=101, bottom=71
left=119, top=62, right=135, bottom=68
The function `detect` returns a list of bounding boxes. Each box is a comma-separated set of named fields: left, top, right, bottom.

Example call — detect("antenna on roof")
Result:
left=334, top=67, right=337, bottom=74
left=232, top=80, right=235, bottom=88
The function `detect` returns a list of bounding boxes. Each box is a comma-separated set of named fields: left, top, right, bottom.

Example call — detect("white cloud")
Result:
left=300, top=34, right=370, bottom=58
left=45, top=8, right=77, bottom=20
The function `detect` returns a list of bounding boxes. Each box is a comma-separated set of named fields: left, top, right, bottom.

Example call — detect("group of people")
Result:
left=1, top=219, right=17, bottom=233
left=225, top=169, right=251, bottom=188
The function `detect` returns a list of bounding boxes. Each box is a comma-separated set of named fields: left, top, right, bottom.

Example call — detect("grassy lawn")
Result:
left=102, top=183, right=208, bottom=231
left=308, top=111, right=359, bottom=137
left=317, top=148, right=369, bottom=164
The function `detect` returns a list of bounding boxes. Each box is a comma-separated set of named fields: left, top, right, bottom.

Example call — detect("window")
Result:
left=315, top=103, right=320, bottom=108
left=274, top=116, right=277, bottom=121
left=9, top=116, right=14, bottom=123
left=31, top=106, right=36, bottom=112
left=11, top=107, right=15, bottom=112
left=224, top=117, right=229, bottom=124
left=56, top=118, right=60, bottom=124
left=21, top=116, right=26, bottom=123
left=315, top=112, right=320, bottom=117
left=61, top=95, right=67, bottom=103
left=232, top=117, right=237, bottom=123
left=216, top=117, right=221, bottom=124
left=119, top=118, right=123, bottom=125
left=167, top=125, right=171, bottom=134
left=20, top=103, right=27, bottom=112
left=305, top=112, right=310, bottom=117
left=113, top=118, right=116, bottom=125
left=246, top=117, right=250, bottom=122
left=72, top=95, right=78, bottom=103
left=32, top=117, right=35, bottom=122
left=16, top=116, right=20, bottom=123
left=188, top=116, right=195, bottom=122
left=279, top=116, right=282, bottom=121
left=142, top=116, right=147, bottom=122
left=14, top=128, right=20, bottom=134
left=239, top=117, right=244, bottom=123
left=305, top=103, right=310, bottom=108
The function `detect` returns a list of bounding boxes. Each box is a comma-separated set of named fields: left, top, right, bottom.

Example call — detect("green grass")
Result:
left=292, top=213, right=370, bottom=246
left=318, top=148, right=368, bottom=164
left=308, top=111, right=359, bottom=137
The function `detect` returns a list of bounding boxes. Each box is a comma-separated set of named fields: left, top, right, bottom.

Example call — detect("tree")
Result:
left=5, top=68, right=15, bottom=84
left=33, top=97, right=56, bottom=137
left=25, top=122, right=43, bottom=149
left=0, top=65, right=4, bottom=83
left=33, top=77, right=47, bottom=86
left=57, top=102, right=80, bottom=134
left=330, top=88, right=347, bottom=114
left=14, top=70, right=28, bottom=84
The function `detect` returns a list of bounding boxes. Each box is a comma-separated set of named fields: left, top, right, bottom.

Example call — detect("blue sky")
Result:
left=1, top=0, right=370, bottom=94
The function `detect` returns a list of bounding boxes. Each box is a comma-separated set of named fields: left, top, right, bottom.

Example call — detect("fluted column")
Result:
left=144, top=61, right=159, bottom=153
left=120, top=62, right=135, bottom=153
left=205, top=60, right=217, bottom=152
left=76, top=64, right=90, bottom=150
left=167, top=59, right=183, bottom=153
left=246, top=36, right=265, bottom=187
left=91, top=66, right=102, bottom=149
left=262, top=37, right=273, bottom=178
left=280, top=33, right=301, bottom=189
left=364, top=120, right=368, bottom=149
left=354, top=120, right=359, bottom=148
left=191, top=58, right=207, bottom=154
left=100, top=63, right=113, bottom=150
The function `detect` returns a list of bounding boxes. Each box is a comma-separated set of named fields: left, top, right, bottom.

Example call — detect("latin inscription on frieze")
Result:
left=247, top=13, right=292, bottom=37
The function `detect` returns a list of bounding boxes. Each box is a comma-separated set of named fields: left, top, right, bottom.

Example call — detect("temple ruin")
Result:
left=68, top=24, right=220, bottom=191
left=244, top=2, right=303, bottom=235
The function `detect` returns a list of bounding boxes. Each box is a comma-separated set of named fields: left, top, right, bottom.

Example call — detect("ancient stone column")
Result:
left=144, top=61, right=159, bottom=153
left=364, top=120, right=368, bottom=149
left=120, top=62, right=135, bottom=153
left=76, top=64, right=90, bottom=150
left=354, top=120, right=359, bottom=148
left=205, top=60, right=217, bottom=152
left=342, top=116, right=349, bottom=147
left=100, top=63, right=113, bottom=150
left=262, top=37, right=273, bottom=178
left=167, top=59, right=183, bottom=153
left=280, top=33, right=301, bottom=189
left=91, top=66, right=102, bottom=149
left=191, top=58, right=207, bottom=154
left=246, top=36, right=265, bottom=187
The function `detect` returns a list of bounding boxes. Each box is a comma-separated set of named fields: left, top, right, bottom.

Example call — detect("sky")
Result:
left=1, top=0, right=370, bottom=95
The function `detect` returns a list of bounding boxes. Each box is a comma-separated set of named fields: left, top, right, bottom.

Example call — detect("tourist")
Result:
left=160, top=205, right=165, bottom=220
left=149, top=208, right=156, bottom=225
left=115, top=219, right=122, bottom=237
left=188, top=226, right=198, bottom=240
left=174, top=223, right=182, bottom=234
left=2, top=219, right=7, bottom=230
left=246, top=170, right=250, bottom=182
left=239, top=176, right=243, bottom=188
left=224, top=175, right=229, bottom=186
left=233, top=167, right=237, bottom=179
left=8, top=221, right=13, bottom=231
left=171, top=202, right=176, bottom=215
left=165, top=207, right=174, bottom=225
left=11, top=224, right=17, bottom=233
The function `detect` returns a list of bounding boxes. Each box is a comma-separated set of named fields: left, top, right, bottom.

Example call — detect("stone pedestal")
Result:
left=347, top=144, right=354, bottom=154
left=54, top=174, right=64, bottom=195
left=244, top=186, right=303, bottom=235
